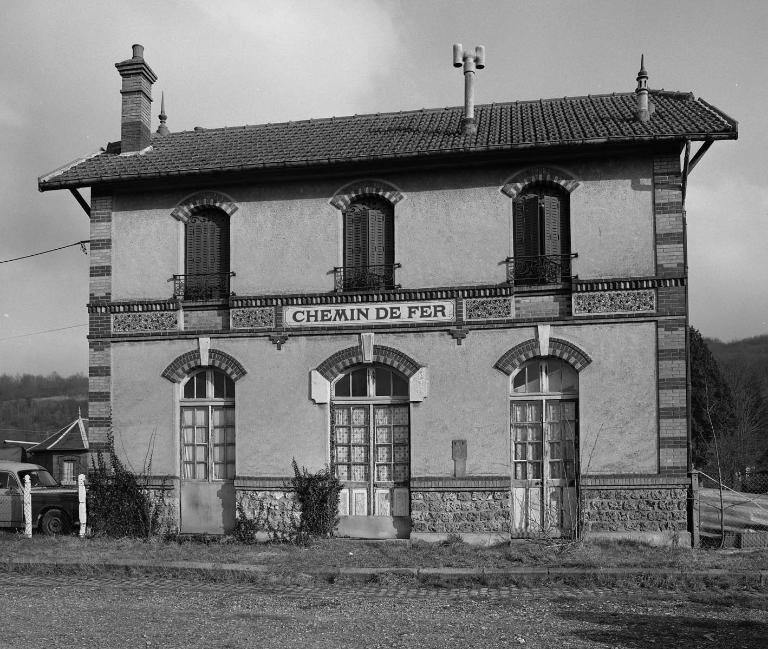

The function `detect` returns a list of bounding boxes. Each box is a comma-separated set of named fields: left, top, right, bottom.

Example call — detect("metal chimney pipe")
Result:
left=453, top=43, right=485, bottom=135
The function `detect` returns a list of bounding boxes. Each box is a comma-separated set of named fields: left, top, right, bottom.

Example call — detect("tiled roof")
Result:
left=39, top=90, right=737, bottom=190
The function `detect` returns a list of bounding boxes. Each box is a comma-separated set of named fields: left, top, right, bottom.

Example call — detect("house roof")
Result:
left=26, top=417, right=89, bottom=453
left=38, top=90, right=737, bottom=191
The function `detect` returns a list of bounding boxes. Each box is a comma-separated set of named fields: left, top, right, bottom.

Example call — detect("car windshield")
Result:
left=18, top=469, right=58, bottom=487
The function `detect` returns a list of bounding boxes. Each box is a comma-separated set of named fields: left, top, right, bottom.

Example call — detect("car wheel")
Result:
left=40, top=509, right=70, bottom=536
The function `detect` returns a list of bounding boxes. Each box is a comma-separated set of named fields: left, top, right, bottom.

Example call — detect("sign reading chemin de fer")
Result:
left=284, top=300, right=455, bottom=327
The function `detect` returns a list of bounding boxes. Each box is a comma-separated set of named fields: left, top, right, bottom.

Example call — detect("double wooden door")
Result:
left=510, top=399, right=578, bottom=537
left=332, top=403, right=409, bottom=518
left=179, top=405, right=235, bottom=534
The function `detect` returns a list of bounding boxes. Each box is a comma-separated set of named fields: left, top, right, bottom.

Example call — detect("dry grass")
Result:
left=2, top=533, right=768, bottom=574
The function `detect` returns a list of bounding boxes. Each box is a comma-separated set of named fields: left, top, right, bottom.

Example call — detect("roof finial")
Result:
left=638, top=54, right=647, bottom=79
left=157, top=91, right=169, bottom=135
left=635, top=54, right=653, bottom=123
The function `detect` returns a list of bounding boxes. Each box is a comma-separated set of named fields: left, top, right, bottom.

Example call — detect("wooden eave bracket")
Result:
left=69, top=188, right=91, bottom=216
left=687, top=139, right=713, bottom=175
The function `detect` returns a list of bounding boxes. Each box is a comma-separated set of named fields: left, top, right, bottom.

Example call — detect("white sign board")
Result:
left=284, top=300, right=455, bottom=327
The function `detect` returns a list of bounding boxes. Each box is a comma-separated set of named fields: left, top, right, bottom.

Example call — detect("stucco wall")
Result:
left=111, top=340, right=182, bottom=475
left=109, top=321, right=658, bottom=481
left=570, top=156, right=655, bottom=279
left=112, top=191, right=181, bottom=300
left=555, top=321, right=658, bottom=474
left=107, top=156, right=655, bottom=300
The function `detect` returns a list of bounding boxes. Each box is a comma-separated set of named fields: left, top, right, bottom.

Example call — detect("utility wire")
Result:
left=0, top=324, right=88, bottom=342
left=0, top=240, right=89, bottom=264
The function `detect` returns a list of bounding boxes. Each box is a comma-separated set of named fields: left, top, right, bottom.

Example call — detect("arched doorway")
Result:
left=509, top=357, right=578, bottom=538
left=331, top=365, right=411, bottom=538
left=179, top=367, right=236, bottom=533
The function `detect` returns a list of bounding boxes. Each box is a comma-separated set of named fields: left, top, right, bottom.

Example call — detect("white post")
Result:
left=78, top=474, right=87, bottom=538
left=23, top=474, right=32, bottom=538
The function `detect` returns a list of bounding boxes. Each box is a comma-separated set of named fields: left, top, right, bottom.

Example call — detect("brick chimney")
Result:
left=115, top=44, right=157, bottom=153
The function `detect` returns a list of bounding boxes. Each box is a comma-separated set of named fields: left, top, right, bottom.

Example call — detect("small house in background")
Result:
left=3, top=415, right=89, bottom=484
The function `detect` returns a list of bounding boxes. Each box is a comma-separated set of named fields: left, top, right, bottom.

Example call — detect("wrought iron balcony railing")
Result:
left=505, top=254, right=577, bottom=287
left=333, top=264, right=401, bottom=292
left=172, top=272, right=235, bottom=301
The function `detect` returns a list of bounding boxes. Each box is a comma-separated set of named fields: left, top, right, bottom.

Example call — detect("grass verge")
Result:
left=3, top=533, right=767, bottom=592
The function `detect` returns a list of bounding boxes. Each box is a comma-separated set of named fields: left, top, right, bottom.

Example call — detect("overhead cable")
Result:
left=0, top=240, right=89, bottom=264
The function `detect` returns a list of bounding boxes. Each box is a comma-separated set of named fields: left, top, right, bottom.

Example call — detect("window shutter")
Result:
left=186, top=210, right=229, bottom=275
left=514, top=194, right=541, bottom=257
left=344, top=205, right=368, bottom=268
left=344, top=198, right=394, bottom=269
left=367, top=207, right=387, bottom=267
left=543, top=193, right=562, bottom=256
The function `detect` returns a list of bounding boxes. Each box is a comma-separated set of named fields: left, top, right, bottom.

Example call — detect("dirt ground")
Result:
left=1, top=572, right=766, bottom=649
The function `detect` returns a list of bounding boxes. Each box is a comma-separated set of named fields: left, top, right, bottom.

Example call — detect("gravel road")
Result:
left=1, top=573, right=766, bottom=648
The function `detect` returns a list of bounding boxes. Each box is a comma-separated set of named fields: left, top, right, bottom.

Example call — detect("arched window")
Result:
left=512, top=184, right=571, bottom=285
left=183, top=208, right=230, bottom=300
left=509, top=357, right=578, bottom=537
left=339, top=196, right=395, bottom=291
left=180, top=368, right=235, bottom=481
left=331, top=365, right=409, bottom=518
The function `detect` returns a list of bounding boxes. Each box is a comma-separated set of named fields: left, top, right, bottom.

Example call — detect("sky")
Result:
left=1, top=0, right=766, bottom=376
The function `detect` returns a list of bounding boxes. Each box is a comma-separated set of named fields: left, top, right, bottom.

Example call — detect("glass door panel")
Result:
left=333, top=403, right=409, bottom=517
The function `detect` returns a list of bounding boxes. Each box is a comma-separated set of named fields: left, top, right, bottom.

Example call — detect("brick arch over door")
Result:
left=170, top=191, right=239, bottom=223
left=494, top=338, right=592, bottom=375
left=161, top=349, right=247, bottom=383
left=316, top=345, right=422, bottom=381
left=500, top=167, right=580, bottom=200
left=329, top=180, right=405, bottom=211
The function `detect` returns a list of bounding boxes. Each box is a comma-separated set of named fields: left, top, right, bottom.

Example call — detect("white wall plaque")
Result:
left=284, top=300, right=454, bottom=328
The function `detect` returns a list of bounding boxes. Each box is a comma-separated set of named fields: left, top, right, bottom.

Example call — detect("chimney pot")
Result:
left=475, top=46, right=485, bottom=69
left=132, top=44, right=144, bottom=59
left=453, top=43, right=463, bottom=68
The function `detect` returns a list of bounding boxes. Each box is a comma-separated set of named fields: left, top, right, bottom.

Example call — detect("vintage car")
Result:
left=0, top=461, right=80, bottom=534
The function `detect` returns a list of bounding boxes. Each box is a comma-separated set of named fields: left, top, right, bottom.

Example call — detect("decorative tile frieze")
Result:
left=573, top=289, right=656, bottom=316
left=231, top=307, right=275, bottom=329
left=112, top=311, right=178, bottom=333
left=464, top=297, right=513, bottom=320
left=231, top=284, right=514, bottom=308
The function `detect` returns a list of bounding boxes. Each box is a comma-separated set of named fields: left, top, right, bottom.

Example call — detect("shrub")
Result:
left=291, top=458, right=343, bottom=539
left=87, top=434, right=163, bottom=538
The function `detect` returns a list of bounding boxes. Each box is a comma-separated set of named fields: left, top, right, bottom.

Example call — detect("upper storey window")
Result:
left=336, top=197, right=398, bottom=292
left=177, top=208, right=231, bottom=301
left=509, top=184, right=574, bottom=286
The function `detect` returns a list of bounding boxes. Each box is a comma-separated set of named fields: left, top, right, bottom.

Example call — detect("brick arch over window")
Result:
left=171, top=191, right=239, bottom=223
left=316, top=345, right=422, bottom=381
left=329, top=180, right=405, bottom=211
left=162, top=349, right=247, bottom=383
left=500, top=167, right=580, bottom=200
left=494, top=338, right=591, bottom=375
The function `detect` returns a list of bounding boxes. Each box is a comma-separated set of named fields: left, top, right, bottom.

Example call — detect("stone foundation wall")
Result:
left=581, top=487, right=688, bottom=533
left=236, top=489, right=300, bottom=540
left=144, top=485, right=179, bottom=535
left=411, top=490, right=511, bottom=534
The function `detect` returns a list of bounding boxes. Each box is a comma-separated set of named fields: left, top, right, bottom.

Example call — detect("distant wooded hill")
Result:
left=706, top=334, right=768, bottom=396
left=0, top=373, right=87, bottom=442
